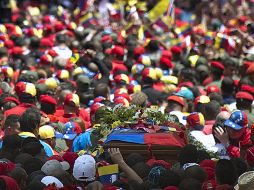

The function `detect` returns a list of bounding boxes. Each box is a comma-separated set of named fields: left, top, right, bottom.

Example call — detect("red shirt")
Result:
left=4, top=103, right=35, bottom=117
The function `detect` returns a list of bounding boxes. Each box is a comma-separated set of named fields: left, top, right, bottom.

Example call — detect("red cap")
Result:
left=40, top=38, right=54, bottom=48
left=206, top=85, right=221, bottom=95
left=114, top=92, right=131, bottom=102
left=170, top=46, right=182, bottom=54
left=178, top=82, right=194, bottom=88
left=47, top=49, right=58, bottom=57
left=62, top=152, right=79, bottom=170
left=194, top=95, right=210, bottom=107
left=246, top=64, right=254, bottom=75
left=112, top=64, right=128, bottom=74
left=236, top=91, right=253, bottom=101
left=241, top=84, right=254, bottom=96
left=101, top=35, right=113, bottom=43
left=64, top=93, right=80, bottom=107
left=243, top=61, right=253, bottom=69
left=4, top=40, right=14, bottom=49
left=114, top=97, right=130, bottom=107
left=111, top=46, right=125, bottom=57
left=40, top=54, right=53, bottom=64
left=43, top=24, right=53, bottom=33
left=210, top=61, right=225, bottom=70
left=161, top=50, right=172, bottom=60
left=11, top=46, right=23, bottom=55
left=134, top=46, right=145, bottom=56
left=90, top=102, right=104, bottom=116
left=160, top=57, right=173, bottom=68
left=167, top=95, right=185, bottom=106
left=146, top=158, right=171, bottom=169
left=55, top=21, right=65, bottom=32
left=40, top=95, right=57, bottom=105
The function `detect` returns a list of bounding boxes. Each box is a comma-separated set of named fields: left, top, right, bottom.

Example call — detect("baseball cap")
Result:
left=38, top=125, right=55, bottom=140
left=186, top=112, right=205, bottom=129
left=175, top=87, right=194, bottom=100
left=224, top=110, right=248, bottom=130
left=41, top=160, right=70, bottom=175
left=64, top=93, right=80, bottom=107
left=73, top=155, right=96, bottom=182
left=15, top=82, right=37, bottom=97
left=41, top=176, right=63, bottom=188
left=62, top=122, right=82, bottom=140
left=167, top=95, right=185, bottom=107
left=194, top=95, right=210, bottom=107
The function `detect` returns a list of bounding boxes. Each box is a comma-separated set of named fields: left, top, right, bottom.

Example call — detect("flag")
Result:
left=69, top=53, right=80, bottom=65
left=138, top=25, right=145, bottom=41
left=148, top=0, right=171, bottom=23
left=214, top=33, right=228, bottom=49
left=79, top=12, right=98, bottom=27
left=98, top=164, right=119, bottom=184
left=175, top=24, right=192, bottom=37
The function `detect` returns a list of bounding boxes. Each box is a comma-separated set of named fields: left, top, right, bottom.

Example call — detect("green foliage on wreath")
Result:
left=187, top=130, right=220, bottom=159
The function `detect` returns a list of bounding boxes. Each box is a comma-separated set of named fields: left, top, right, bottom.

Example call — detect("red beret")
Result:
left=4, top=40, right=14, bottom=49
left=40, top=38, right=54, bottom=48
left=167, top=95, right=185, bottom=106
left=170, top=46, right=182, bottom=54
left=55, top=21, right=65, bottom=32
left=147, top=158, right=171, bottom=169
left=246, top=64, right=254, bottom=75
left=241, top=84, right=254, bottom=96
left=43, top=15, right=52, bottom=23
left=206, top=85, right=221, bottom=95
left=40, top=95, right=57, bottom=105
left=160, top=57, right=173, bottom=68
left=134, top=46, right=145, bottom=56
left=43, top=24, right=53, bottom=33
left=11, top=46, right=23, bottom=55
left=210, top=61, right=225, bottom=70
left=112, top=64, right=128, bottom=74
left=239, top=15, right=248, bottom=23
left=236, top=91, right=253, bottom=101
left=243, top=61, right=253, bottom=69
left=111, top=46, right=125, bottom=57
left=161, top=50, right=172, bottom=60
left=101, top=35, right=113, bottom=43
left=47, top=49, right=58, bottom=57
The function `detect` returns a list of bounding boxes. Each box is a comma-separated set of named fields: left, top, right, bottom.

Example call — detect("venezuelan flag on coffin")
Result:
left=104, top=128, right=186, bottom=147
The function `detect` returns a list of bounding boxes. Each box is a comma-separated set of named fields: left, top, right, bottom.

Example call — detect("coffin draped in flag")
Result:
left=104, top=128, right=186, bottom=147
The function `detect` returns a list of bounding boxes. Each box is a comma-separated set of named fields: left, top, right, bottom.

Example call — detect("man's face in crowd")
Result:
left=4, top=121, right=20, bottom=136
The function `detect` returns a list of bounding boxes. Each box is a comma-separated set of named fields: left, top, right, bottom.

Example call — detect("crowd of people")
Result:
left=0, top=0, right=254, bottom=189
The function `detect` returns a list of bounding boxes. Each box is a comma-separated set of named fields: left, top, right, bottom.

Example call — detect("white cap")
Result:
left=41, top=176, right=63, bottom=188
left=73, top=155, right=96, bottom=182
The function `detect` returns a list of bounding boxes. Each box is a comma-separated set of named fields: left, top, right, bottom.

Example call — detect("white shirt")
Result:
left=53, top=46, right=72, bottom=59
left=190, top=130, right=216, bottom=151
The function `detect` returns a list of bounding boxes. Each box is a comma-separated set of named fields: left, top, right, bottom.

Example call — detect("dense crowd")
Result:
left=1, top=0, right=254, bottom=189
